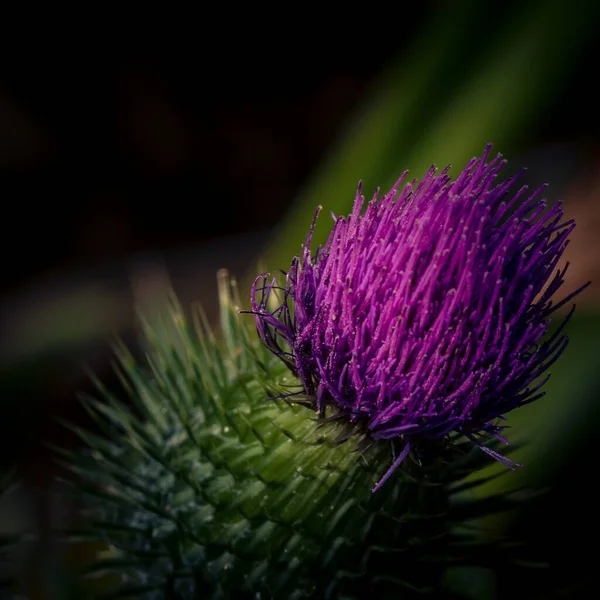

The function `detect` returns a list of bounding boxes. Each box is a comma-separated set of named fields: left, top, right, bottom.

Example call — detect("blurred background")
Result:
left=1, top=0, right=599, bottom=597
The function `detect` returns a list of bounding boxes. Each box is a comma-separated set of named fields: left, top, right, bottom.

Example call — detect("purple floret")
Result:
left=249, top=145, right=589, bottom=491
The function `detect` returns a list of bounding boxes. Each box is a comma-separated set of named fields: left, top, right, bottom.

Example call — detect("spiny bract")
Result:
left=60, top=272, right=532, bottom=599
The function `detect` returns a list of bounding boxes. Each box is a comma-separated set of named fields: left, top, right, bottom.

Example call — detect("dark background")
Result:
left=0, top=19, right=409, bottom=291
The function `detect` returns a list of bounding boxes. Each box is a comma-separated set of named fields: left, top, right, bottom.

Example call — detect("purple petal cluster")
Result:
left=250, top=145, right=588, bottom=491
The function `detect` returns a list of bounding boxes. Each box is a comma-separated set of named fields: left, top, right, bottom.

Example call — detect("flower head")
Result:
left=250, top=145, right=589, bottom=491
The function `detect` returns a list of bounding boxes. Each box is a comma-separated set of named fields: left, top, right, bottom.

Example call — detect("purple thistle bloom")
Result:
left=250, top=145, right=589, bottom=492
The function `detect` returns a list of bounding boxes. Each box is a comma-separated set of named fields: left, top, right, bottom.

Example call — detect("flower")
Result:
left=250, top=145, right=589, bottom=492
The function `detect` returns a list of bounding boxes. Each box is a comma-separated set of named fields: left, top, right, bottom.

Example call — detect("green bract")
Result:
left=59, top=271, right=533, bottom=599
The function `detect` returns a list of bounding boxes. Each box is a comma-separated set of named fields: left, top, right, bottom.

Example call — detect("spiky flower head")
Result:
left=251, top=144, right=588, bottom=492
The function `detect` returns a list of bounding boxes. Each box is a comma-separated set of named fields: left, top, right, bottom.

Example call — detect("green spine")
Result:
left=59, top=272, right=528, bottom=599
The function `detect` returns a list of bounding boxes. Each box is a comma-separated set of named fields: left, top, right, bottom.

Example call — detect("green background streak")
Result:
left=259, top=0, right=599, bottom=275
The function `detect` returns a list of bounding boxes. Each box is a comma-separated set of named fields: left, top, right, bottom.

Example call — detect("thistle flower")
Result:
left=57, top=149, right=589, bottom=599
left=251, top=144, right=589, bottom=492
